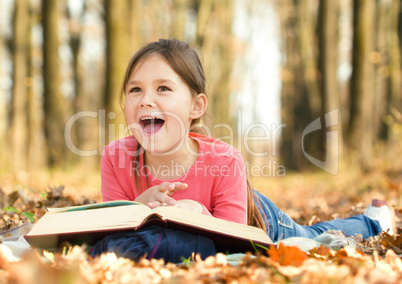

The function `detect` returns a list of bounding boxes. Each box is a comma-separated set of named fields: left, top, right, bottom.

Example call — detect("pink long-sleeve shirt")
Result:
left=100, top=132, right=247, bottom=224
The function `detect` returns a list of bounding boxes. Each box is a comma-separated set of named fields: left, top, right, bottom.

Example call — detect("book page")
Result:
left=28, top=205, right=153, bottom=235
left=47, top=200, right=143, bottom=213
left=153, top=206, right=271, bottom=244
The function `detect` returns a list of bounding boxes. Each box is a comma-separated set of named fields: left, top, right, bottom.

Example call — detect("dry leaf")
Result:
left=336, top=246, right=366, bottom=259
left=268, top=243, right=308, bottom=267
left=309, top=244, right=331, bottom=258
left=381, top=232, right=402, bottom=249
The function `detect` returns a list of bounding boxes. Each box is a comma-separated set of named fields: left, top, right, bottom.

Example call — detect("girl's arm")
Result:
left=209, top=157, right=248, bottom=224
left=100, top=147, right=132, bottom=201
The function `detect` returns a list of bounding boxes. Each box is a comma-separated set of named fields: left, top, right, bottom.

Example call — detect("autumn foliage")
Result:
left=0, top=175, right=401, bottom=283
left=1, top=240, right=401, bottom=283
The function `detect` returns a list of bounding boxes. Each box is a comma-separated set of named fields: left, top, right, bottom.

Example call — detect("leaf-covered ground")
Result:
left=0, top=167, right=401, bottom=283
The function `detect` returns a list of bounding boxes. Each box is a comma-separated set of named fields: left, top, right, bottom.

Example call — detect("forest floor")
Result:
left=0, top=163, right=401, bottom=283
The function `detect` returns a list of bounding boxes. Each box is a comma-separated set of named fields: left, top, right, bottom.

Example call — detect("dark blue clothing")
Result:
left=253, top=190, right=382, bottom=241
left=91, top=226, right=216, bottom=263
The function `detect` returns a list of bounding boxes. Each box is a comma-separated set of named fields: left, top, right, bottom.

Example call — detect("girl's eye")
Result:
left=129, top=87, right=142, bottom=93
left=158, top=86, right=171, bottom=92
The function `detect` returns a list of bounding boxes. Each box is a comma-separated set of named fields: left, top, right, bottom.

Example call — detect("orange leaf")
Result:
left=310, top=244, right=331, bottom=258
left=336, top=246, right=365, bottom=259
left=268, top=243, right=308, bottom=267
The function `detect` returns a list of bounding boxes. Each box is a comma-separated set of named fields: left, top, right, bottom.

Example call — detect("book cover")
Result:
left=24, top=202, right=272, bottom=253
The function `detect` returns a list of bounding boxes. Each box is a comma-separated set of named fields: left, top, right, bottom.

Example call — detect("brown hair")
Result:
left=121, top=38, right=267, bottom=231
left=247, top=180, right=267, bottom=232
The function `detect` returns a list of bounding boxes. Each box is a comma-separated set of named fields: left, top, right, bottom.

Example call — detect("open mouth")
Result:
left=140, top=116, right=165, bottom=135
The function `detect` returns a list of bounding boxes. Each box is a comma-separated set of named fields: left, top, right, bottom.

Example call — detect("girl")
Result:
left=100, top=38, right=393, bottom=246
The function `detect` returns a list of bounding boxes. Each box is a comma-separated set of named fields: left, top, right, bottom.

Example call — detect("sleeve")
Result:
left=100, top=145, right=131, bottom=202
left=210, top=156, right=248, bottom=224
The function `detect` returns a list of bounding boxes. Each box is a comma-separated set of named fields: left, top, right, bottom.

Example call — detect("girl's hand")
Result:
left=174, top=199, right=203, bottom=214
left=135, top=182, right=188, bottom=208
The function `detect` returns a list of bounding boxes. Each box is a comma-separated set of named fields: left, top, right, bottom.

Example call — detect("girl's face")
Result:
left=125, top=54, right=206, bottom=155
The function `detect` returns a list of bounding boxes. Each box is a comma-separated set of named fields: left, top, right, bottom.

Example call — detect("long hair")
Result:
left=247, top=180, right=267, bottom=231
left=122, top=38, right=267, bottom=231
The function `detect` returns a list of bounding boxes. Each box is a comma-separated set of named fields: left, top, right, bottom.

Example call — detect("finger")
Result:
left=171, top=182, right=188, bottom=191
left=147, top=201, right=163, bottom=208
left=165, top=183, right=188, bottom=197
left=158, top=182, right=188, bottom=192
left=158, top=182, right=176, bottom=193
left=155, top=191, right=176, bottom=206
left=165, top=183, right=188, bottom=195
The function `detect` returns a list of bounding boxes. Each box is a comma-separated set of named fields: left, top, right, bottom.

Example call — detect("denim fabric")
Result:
left=91, top=226, right=216, bottom=263
left=253, top=190, right=382, bottom=241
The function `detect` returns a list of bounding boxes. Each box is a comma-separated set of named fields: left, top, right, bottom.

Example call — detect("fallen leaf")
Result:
left=336, top=246, right=365, bottom=259
left=309, top=244, right=332, bottom=259
left=268, top=243, right=308, bottom=267
left=380, top=232, right=402, bottom=249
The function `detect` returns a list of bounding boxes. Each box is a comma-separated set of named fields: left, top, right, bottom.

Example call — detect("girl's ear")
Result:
left=190, top=93, right=207, bottom=119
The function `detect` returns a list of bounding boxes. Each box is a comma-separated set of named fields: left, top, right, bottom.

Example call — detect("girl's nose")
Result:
left=139, top=101, right=155, bottom=107
left=139, top=93, right=156, bottom=108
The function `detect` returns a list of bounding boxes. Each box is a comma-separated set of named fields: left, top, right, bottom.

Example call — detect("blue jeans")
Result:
left=253, top=190, right=382, bottom=241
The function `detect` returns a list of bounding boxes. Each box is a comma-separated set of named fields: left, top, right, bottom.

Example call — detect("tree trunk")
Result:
left=298, top=0, right=321, bottom=117
left=195, top=0, right=214, bottom=48
left=387, top=0, right=401, bottom=117
left=104, top=0, right=131, bottom=144
left=318, top=0, right=341, bottom=172
left=0, top=2, right=8, bottom=171
left=11, top=0, right=30, bottom=173
left=347, top=0, right=375, bottom=170
left=318, top=0, right=340, bottom=116
left=296, top=0, right=325, bottom=163
left=173, top=0, right=187, bottom=40
left=130, top=0, right=143, bottom=52
left=68, top=2, right=83, bottom=160
left=194, top=0, right=214, bottom=120
left=380, top=0, right=402, bottom=141
left=277, top=0, right=299, bottom=170
left=211, top=0, right=234, bottom=139
left=66, top=2, right=97, bottom=168
left=27, top=2, right=46, bottom=172
left=193, top=0, right=236, bottom=140
left=399, top=0, right=402, bottom=62
left=369, top=0, right=388, bottom=143
left=42, top=0, right=68, bottom=167
left=277, top=0, right=315, bottom=170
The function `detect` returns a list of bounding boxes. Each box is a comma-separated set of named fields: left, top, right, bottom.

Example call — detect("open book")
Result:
left=24, top=201, right=273, bottom=253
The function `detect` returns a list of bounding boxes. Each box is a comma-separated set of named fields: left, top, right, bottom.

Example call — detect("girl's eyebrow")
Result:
left=127, top=79, right=177, bottom=86
left=155, top=79, right=176, bottom=86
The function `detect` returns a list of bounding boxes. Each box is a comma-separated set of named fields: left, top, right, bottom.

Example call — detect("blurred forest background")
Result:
left=0, top=0, right=401, bottom=188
